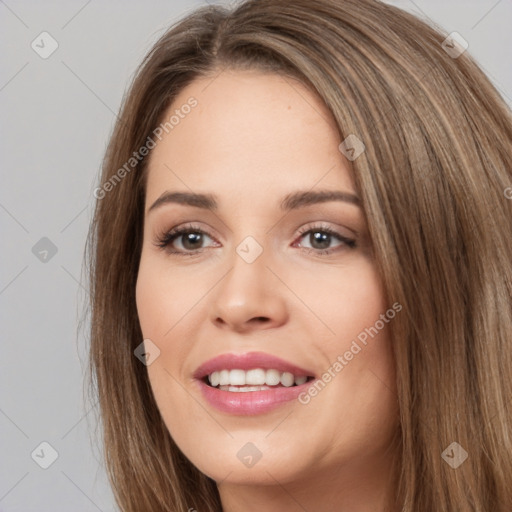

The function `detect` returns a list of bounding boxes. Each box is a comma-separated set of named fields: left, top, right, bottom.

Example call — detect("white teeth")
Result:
left=219, top=370, right=230, bottom=386
left=207, top=368, right=310, bottom=388
left=280, top=372, right=294, bottom=387
left=294, top=375, right=308, bottom=386
left=229, top=369, right=246, bottom=385
left=246, top=368, right=266, bottom=385
left=209, top=371, right=220, bottom=387
left=220, top=385, right=272, bottom=392
left=265, top=369, right=281, bottom=386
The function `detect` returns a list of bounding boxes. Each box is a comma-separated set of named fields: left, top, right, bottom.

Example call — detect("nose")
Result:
left=210, top=246, right=288, bottom=333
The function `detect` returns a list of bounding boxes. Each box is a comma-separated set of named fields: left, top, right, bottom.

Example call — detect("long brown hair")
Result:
left=85, top=0, right=512, bottom=510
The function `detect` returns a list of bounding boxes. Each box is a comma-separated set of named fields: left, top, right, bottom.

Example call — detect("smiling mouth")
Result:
left=202, top=368, right=315, bottom=391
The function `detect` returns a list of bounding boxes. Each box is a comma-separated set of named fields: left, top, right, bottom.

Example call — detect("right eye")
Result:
left=154, top=224, right=219, bottom=256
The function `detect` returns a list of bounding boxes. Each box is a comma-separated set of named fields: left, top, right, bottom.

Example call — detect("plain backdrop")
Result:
left=1, top=1, right=511, bottom=510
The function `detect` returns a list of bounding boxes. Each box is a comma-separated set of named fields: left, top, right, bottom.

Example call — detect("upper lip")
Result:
left=193, top=351, right=316, bottom=380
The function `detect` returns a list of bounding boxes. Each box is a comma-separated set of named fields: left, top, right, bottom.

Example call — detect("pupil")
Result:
left=183, top=233, right=202, bottom=250
left=311, top=231, right=330, bottom=249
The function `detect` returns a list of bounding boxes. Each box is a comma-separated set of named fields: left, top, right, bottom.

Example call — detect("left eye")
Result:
left=296, top=228, right=356, bottom=253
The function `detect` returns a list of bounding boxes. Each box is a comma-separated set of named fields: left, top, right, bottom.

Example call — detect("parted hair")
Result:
left=85, top=0, right=512, bottom=510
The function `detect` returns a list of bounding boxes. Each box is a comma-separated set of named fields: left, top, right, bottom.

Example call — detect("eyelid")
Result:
left=154, top=222, right=219, bottom=251
left=293, top=222, right=357, bottom=253
left=296, top=221, right=359, bottom=240
left=153, top=221, right=357, bottom=256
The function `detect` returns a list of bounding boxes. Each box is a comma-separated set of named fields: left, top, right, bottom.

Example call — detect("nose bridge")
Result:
left=219, top=234, right=271, bottom=307
left=210, top=233, right=288, bottom=331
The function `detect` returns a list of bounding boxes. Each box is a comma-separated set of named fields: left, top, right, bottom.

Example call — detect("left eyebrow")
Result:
left=147, top=189, right=361, bottom=215
left=280, top=189, right=361, bottom=210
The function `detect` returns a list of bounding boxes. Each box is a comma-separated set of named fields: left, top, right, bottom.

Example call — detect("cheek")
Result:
left=135, top=261, right=194, bottom=434
left=299, top=259, right=398, bottom=427
left=302, top=257, right=388, bottom=345
left=135, top=253, right=206, bottom=392
left=135, top=265, right=186, bottom=394
left=136, top=285, right=169, bottom=341
left=135, top=254, right=205, bottom=339
left=327, top=260, right=395, bottom=381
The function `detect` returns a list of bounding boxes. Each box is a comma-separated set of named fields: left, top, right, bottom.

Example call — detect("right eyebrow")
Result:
left=148, top=191, right=217, bottom=214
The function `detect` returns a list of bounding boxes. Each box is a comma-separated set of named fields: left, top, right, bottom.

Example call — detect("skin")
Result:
left=136, top=69, right=400, bottom=512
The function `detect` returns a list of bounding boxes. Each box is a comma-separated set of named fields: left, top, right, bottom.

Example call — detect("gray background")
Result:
left=1, top=1, right=510, bottom=511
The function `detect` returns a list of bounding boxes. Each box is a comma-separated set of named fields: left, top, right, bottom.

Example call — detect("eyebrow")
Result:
left=147, top=189, right=361, bottom=214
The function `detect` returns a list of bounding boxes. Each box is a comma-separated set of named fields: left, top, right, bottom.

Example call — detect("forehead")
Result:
left=145, top=70, right=355, bottom=206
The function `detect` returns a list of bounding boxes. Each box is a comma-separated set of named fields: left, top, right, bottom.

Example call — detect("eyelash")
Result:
left=154, top=222, right=357, bottom=257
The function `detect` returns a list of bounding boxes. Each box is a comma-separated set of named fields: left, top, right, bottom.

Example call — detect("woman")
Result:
left=86, top=0, right=512, bottom=510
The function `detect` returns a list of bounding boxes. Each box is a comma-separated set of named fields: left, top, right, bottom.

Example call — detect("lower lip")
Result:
left=196, top=379, right=314, bottom=415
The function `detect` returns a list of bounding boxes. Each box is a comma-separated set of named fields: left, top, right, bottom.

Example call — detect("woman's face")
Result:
left=136, top=70, right=399, bottom=494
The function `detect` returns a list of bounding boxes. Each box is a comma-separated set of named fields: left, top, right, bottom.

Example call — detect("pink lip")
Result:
left=196, top=379, right=315, bottom=415
left=193, top=351, right=317, bottom=416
